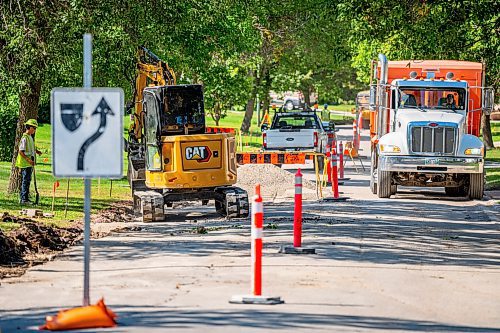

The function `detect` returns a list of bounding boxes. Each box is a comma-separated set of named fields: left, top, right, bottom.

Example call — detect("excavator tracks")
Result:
left=133, top=191, right=165, bottom=222
left=215, top=187, right=249, bottom=218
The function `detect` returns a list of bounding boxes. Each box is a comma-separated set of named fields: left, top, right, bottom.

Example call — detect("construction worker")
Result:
left=16, top=119, right=42, bottom=205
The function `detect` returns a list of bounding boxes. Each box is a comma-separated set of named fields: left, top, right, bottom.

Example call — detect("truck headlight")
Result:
left=380, top=144, right=401, bottom=153
left=464, top=148, right=483, bottom=156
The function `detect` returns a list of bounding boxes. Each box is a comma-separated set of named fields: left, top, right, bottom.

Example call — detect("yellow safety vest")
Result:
left=15, top=133, right=35, bottom=168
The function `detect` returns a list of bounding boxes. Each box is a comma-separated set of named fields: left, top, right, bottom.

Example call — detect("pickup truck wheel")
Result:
left=377, top=168, right=392, bottom=198
left=370, top=151, right=377, bottom=194
left=468, top=173, right=484, bottom=200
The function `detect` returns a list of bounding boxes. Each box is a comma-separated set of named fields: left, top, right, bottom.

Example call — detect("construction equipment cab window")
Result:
left=160, top=85, right=205, bottom=134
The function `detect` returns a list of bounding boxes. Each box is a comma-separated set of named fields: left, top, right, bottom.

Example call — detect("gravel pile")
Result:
left=236, top=164, right=318, bottom=200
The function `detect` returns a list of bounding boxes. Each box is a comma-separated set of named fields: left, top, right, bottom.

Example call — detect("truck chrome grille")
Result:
left=411, top=126, right=456, bottom=154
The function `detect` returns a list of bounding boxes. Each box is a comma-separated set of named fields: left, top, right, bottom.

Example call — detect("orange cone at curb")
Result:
left=39, top=298, right=117, bottom=331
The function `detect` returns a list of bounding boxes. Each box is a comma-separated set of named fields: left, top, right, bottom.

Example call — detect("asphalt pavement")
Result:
left=1, top=126, right=499, bottom=332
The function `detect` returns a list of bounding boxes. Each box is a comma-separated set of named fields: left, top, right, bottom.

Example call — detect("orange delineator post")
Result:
left=293, top=169, right=303, bottom=248
left=252, top=184, right=263, bottom=296
left=326, top=145, right=332, bottom=183
left=229, top=184, right=284, bottom=304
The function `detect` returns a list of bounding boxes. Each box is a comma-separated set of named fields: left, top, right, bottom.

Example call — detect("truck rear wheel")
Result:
left=468, top=173, right=484, bottom=200
left=377, top=168, right=392, bottom=198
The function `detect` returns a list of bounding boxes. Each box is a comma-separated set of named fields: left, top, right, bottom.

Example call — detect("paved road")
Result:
left=1, top=127, right=499, bottom=332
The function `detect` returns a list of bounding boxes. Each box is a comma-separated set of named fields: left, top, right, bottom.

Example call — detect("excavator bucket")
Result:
left=39, top=298, right=117, bottom=331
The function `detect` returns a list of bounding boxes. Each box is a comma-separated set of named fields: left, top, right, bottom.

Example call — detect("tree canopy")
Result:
left=1, top=0, right=499, bottom=189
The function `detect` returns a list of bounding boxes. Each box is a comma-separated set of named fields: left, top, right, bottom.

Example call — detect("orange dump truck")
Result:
left=369, top=54, right=495, bottom=199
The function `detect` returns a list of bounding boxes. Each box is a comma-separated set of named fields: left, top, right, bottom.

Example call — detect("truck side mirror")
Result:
left=369, top=84, right=377, bottom=111
left=261, top=124, right=268, bottom=132
left=482, top=87, right=495, bottom=115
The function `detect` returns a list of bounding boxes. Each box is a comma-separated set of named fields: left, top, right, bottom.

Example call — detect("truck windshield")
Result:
left=399, top=88, right=466, bottom=111
left=272, top=115, right=320, bottom=129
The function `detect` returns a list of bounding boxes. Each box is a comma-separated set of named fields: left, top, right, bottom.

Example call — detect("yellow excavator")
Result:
left=126, top=46, right=249, bottom=221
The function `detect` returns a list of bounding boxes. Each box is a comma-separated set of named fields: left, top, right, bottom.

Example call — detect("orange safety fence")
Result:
left=205, top=126, right=236, bottom=134
left=236, top=152, right=312, bottom=165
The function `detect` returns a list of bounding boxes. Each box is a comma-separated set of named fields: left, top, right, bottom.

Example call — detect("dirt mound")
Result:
left=0, top=229, right=23, bottom=264
left=91, top=200, right=135, bottom=223
left=0, top=216, right=82, bottom=267
left=236, top=164, right=318, bottom=199
left=1, top=201, right=136, bottom=279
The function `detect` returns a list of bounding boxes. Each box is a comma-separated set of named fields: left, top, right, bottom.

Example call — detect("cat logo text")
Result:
left=185, top=146, right=212, bottom=163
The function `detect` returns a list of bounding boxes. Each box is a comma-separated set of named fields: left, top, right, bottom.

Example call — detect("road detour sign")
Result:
left=51, top=88, right=124, bottom=178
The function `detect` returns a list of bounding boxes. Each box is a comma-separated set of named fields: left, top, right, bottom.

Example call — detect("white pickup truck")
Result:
left=261, top=111, right=335, bottom=170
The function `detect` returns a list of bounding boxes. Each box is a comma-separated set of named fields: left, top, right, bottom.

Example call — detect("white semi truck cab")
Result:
left=370, top=54, right=494, bottom=199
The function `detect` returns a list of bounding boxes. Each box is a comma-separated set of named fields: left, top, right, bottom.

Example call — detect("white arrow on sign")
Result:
left=51, top=88, right=124, bottom=178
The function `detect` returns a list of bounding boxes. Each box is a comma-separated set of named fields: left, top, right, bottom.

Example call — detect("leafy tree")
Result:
left=338, top=0, right=500, bottom=146
left=202, top=62, right=253, bottom=126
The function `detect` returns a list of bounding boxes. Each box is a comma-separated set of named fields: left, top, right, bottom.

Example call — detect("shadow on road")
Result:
left=2, top=305, right=499, bottom=332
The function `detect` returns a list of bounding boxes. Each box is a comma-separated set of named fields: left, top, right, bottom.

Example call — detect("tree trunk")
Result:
left=8, top=80, right=42, bottom=194
left=482, top=112, right=494, bottom=149
left=241, top=70, right=258, bottom=133
left=301, top=87, right=311, bottom=107
left=261, top=70, right=272, bottom=117
left=214, top=103, right=221, bottom=126
left=241, top=95, right=256, bottom=133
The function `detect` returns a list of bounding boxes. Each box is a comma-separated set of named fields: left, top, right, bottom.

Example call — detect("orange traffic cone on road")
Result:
left=40, top=298, right=116, bottom=331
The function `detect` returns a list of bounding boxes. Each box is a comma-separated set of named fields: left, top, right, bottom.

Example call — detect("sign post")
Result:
left=83, top=33, right=92, bottom=307
left=51, top=34, right=123, bottom=306
left=43, top=33, right=120, bottom=330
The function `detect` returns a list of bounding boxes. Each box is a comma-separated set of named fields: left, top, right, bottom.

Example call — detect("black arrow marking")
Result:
left=77, top=97, right=115, bottom=171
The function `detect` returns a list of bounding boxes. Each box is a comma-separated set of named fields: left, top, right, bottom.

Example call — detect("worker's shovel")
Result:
left=33, top=164, right=40, bottom=205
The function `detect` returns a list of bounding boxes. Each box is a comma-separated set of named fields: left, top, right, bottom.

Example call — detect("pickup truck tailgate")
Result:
left=266, top=129, right=315, bottom=149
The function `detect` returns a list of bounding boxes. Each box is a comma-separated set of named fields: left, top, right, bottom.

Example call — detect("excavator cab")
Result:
left=127, top=47, right=249, bottom=221
left=159, top=84, right=205, bottom=135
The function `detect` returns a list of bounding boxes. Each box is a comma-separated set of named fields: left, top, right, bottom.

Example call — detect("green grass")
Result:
left=485, top=147, right=500, bottom=189
left=0, top=122, right=131, bottom=230
left=328, top=104, right=355, bottom=112
left=491, top=121, right=500, bottom=143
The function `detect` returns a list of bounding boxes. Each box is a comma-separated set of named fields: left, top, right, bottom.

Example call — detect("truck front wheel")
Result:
left=468, top=173, right=484, bottom=200
left=377, top=168, right=392, bottom=198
